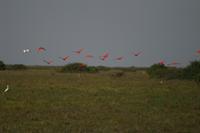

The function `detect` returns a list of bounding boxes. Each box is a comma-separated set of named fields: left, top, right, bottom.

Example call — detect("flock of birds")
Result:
left=1, top=47, right=200, bottom=93
left=22, top=47, right=200, bottom=66
left=23, top=47, right=143, bottom=65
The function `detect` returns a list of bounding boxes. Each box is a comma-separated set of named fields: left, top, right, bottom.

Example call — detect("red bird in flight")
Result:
left=100, top=52, right=109, bottom=61
left=43, top=59, right=53, bottom=65
left=59, top=56, right=70, bottom=61
left=159, top=60, right=165, bottom=65
left=74, top=48, right=84, bottom=55
left=37, top=47, right=46, bottom=52
left=167, top=61, right=181, bottom=66
left=196, top=49, right=200, bottom=54
left=115, top=56, right=124, bottom=61
left=132, top=51, right=142, bottom=56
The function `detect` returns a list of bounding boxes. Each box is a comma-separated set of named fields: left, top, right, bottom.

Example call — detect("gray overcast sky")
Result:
left=0, top=0, right=199, bottom=67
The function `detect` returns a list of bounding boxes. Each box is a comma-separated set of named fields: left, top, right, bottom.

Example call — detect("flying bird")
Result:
left=37, top=47, right=46, bottom=52
left=159, top=60, right=165, bottom=65
left=132, top=51, right=142, bottom=56
left=59, top=56, right=70, bottom=61
left=23, top=49, right=31, bottom=53
left=43, top=59, right=53, bottom=65
left=115, top=56, right=124, bottom=61
left=74, top=48, right=84, bottom=55
left=100, top=52, right=109, bottom=61
left=196, top=49, right=200, bottom=54
left=167, top=61, right=181, bottom=66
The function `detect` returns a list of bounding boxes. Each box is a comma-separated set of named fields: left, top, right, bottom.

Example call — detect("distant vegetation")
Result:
left=147, top=64, right=183, bottom=80
left=61, top=63, right=98, bottom=73
left=0, top=59, right=200, bottom=83
left=112, top=66, right=137, bottom=72
left=60, top=63, right=140, bottom=73
left=6, top=64, right=28, bottom=70
left=96, top=66, right=111, bottom=71
left=183, top=61, right=200, bottom=83
left=147, top=60, right=200, bottom=83
left=0, top=60, right=6, bottom=70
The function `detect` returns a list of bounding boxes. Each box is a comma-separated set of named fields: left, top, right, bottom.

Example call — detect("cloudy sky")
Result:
left=0, top=0, right=199, bottom=67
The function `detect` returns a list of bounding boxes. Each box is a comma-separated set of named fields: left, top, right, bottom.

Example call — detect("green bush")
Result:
left=61, top=63, right=87, bottom=73
left=195, top=73, right=200, bottom=83
left=61, top=63, right=99, bottom=73
left=147, top=64, right=184, bottom=80
left=163, top=68, right=184, bottom=80
left=86, top=66, right=99, bottom=73
left=0, top=60, right=6, bottom=70
left=181, top=61, right=200, bottom=83
left=147, top=61, right=200, bottom=81
left=147, top=64, right=168, bottom=79
left=183, top=61, right=200, bottom=80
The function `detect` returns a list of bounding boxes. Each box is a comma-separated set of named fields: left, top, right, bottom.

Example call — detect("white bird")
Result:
left=4, top=85, right=9, bottom=93
left=23, top=49, right=31, bottom=53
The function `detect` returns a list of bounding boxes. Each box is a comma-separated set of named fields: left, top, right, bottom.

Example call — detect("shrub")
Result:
left=61, top=63, right=87, bottom=73
left=147, top=61, right=200, bottom=81
left=183, top=61, right=200, bottom=80
left=0, top=60, right=6, bottom=70
left=61, top=63, right=99, bottom=73
left=181, top=60, right=200, bottom=83
left=163, top=68, right=184, bottom=80
left=147, top=64, right=168, bottom=79
left=195, top=73, right=200, bottom=84
left=86, top=66, right=99, bottom=73
left=147, top=64, right=184, bottom=80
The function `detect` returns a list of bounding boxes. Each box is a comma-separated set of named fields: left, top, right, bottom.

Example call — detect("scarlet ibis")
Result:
left=37, top=47, right=46, bottom=52
left=59, top=56, right=70, bottom=61
left=100, top=52, right=109, bottom=61
left=132, top=51, right=142, bottom=56
left=196, top=50, right=200, bottom=54
left=74, top=48, right=84, bottom=55
left=115, top=56, right=124, bottom=61
left=159, top=60, right=165, bottom=65
left=167, top=61, right=181, bottom=66
left=43, top=59, right=53, bottom=65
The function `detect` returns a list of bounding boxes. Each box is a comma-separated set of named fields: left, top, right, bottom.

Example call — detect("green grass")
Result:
left=0, top=69, right=200, bottom=132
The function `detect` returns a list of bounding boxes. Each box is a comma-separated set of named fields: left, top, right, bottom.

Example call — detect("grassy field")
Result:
left=0, top=69, right=200, bottom=132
